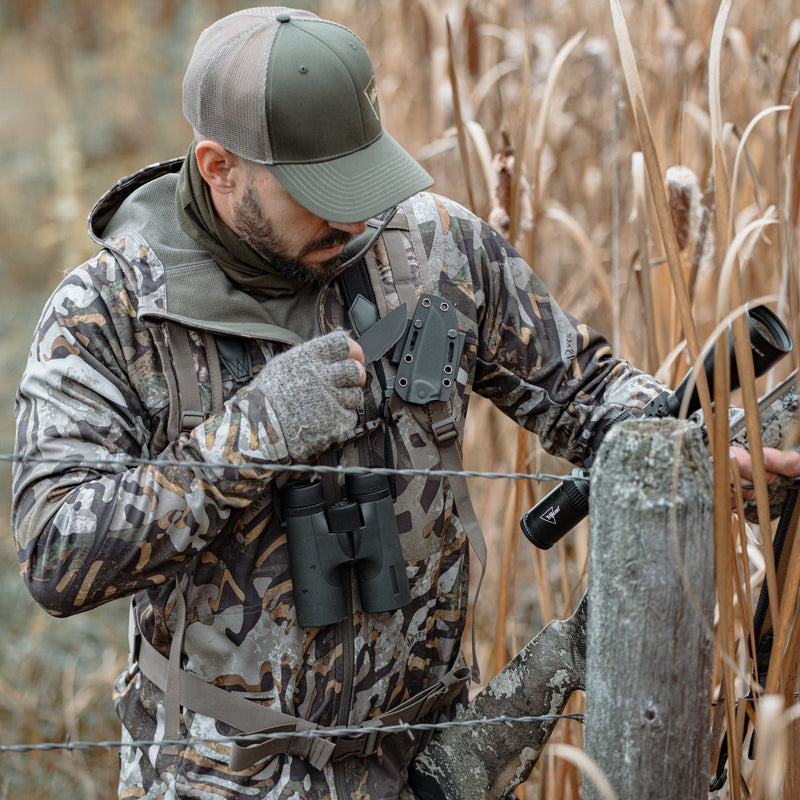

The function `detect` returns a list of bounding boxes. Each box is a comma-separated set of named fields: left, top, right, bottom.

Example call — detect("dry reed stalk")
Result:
left=784, top=90, right=800, bottom=344
left=527, top=30, right=584, bottom=241
left=714, top=422, right=742, bottom=799
left=391, top=0, right=438, bottom=146
left=729, top=464, right=758, bottom=676
left=608, top=0, right=710, bottom=420
left=631, top=152, right=660, bottom=373
left=466, top=120, right=501, bottom=213
left=471, top=56, right=520, bottom=117
left=506, top=32, right=530, bottom=247
left=772, top=48, right=800, bottom=387
left=688, top=172, right=716, bottom=303
left=708, top=0, right=733, bottom=261
left=708, top=5, right=789, bottom=791
left=490, top=438, right=526, bottom=675
left=752, top=695, right=786, bottom=799
left=446, top=16, right=478, bottom=213
left=765, top=517, right=800, bottom=697
left=715, top=225, right=784, bottom=713
left=611, top=77, right=623, bottom=354
left=554, top=716, right=582, bottom=800
left=547, top=743, right=616, bottom=800
left=729, top=106, right=790, bottom=247
left=675, top=300, right=774, bottom=796
left=543, top=205, right=615, bottom=318
left=779, top=604, right=800, bottom=719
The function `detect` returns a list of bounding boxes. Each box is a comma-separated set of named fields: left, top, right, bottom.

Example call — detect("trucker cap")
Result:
left=182, top=7, right=433, bottom=223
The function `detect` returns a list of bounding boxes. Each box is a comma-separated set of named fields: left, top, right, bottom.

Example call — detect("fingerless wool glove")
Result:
left=258, top=330, right=364, bottom=463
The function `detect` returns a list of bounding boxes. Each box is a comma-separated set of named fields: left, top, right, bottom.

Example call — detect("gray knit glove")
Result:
left=259, top=330, right=364, bottom=463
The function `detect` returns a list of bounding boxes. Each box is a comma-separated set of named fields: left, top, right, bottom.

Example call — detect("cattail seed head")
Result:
left=665, top=165, right=701, bottom=252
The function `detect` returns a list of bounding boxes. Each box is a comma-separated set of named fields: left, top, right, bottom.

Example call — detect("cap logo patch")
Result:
left=364, top=76, right=380, bottom=120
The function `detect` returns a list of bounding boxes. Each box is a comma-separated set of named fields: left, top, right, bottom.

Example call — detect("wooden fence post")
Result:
left=584, top=418, right=715, bottom=799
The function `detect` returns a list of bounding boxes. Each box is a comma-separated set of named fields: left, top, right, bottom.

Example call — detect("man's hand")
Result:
left=256, top=330, right=366, bottom=463
left=730, top=446, right=800, bottom=501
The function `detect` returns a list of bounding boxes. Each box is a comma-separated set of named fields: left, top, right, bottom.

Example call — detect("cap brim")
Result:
left=266, top=131, right=433, bottom=223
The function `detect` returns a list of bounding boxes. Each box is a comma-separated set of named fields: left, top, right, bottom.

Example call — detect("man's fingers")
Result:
left=761, top=447, right=800, bottom=477
left=730, top=446, right=800, bottom=501
left=348, top=338, right=367, bottom=386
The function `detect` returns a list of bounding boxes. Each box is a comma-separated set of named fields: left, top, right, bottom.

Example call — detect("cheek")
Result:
left=271, top=207, right=327, bottom=248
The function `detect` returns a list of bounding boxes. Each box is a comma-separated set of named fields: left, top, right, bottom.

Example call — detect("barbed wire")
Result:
left=3, top=693, right=788, bottom=758
left=0, top=451, right=582, bottom=484
left=0, top=713, right=585, bottom=756
left=0, top=451, right=585, bottom=761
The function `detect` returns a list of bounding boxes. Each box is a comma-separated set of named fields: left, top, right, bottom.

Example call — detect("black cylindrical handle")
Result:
left=520, top=468, right=591, bottom=550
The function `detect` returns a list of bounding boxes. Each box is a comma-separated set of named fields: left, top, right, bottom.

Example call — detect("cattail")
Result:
left=665, top=165, right=701, bottom=252
left=488, top=132, right=514, bottom=236
left=463, top=3, right=480, bottom=79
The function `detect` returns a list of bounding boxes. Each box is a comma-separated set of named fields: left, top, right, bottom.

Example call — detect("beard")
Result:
left=233, top=184, right=352, bottom=287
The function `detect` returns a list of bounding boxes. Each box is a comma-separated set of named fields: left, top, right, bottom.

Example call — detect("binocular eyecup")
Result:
left=280, top=472, right=411, bottom=627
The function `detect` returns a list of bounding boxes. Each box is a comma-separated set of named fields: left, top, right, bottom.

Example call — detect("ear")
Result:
left=194, top=140, right=242, bottom=195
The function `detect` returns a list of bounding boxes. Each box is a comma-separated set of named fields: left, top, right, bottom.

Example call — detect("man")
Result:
left=10, top=7, right=792, bottom=799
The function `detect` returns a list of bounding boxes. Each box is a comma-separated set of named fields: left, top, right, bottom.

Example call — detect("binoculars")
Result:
left=279, top=472, right=411, bottom=627
left=521, top=304, right=793, bottom=550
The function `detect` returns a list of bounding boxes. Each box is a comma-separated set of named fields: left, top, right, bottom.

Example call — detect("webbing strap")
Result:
left=423, top=399, right=487, bottom=684
left=382, top=227, right=418, bottom=310
left=166, top=325, right=225, bottom=436
left=203, top=332, right=224, bottom=419
left=134, top=606, right=333, bottom=766
left=229, top=665, right=469, bottom=772
left=132, top=603, right=467, bottom=772
left=166, top=323, right=204, bottom=434
left=164, top=584, right=187, bottom=751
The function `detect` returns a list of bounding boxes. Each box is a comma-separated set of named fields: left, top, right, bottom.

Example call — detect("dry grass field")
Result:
left=1, top=0, right=800, bottom=797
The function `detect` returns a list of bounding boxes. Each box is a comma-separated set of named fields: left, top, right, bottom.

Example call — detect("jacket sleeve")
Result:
left=438, top=201, right=667, bottom=464
left=12, top=266, right=291, bottom=616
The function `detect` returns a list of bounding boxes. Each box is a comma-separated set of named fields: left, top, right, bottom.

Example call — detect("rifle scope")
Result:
left=520, top=304, right=793, bottom=550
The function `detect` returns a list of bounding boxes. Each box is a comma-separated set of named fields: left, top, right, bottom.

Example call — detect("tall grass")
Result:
left=1, top=0, right=800, bottom=796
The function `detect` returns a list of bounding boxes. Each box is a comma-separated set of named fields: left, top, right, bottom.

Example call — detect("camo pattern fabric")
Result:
left=12, top=161, right=665, bottom=799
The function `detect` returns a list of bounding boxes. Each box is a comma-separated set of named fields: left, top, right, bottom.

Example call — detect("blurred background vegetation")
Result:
left=1, top=0, right=799, bottom=797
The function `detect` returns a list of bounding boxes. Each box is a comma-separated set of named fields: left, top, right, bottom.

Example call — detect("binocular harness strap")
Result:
left=131, top=596, right=469, bottom=772
left=130, top=209, right=476, bottom=773
left=345, top=219, right=488, bottom=683
left=164, top=323, right=226, bottom=439
left=395, top=395, right=488, bottom=683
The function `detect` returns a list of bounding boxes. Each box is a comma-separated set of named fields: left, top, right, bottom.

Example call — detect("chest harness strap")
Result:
left=134, top=213, right=476, bottom=773
left=359, top=213, right=488, bottom=683
left=132, top=593, right=469, bottom=772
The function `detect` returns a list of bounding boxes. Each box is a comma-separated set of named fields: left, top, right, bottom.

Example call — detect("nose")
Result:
left=328, top=220, right=368, bottom=236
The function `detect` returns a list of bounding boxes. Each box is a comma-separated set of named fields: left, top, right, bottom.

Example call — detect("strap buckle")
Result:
left=430, top=415, right=458, bottom=446
left=180, top=410, right=205, bottom=431
left=291, top=732, right=337, bottom=772
left=331, top=721, right=384, bottom=762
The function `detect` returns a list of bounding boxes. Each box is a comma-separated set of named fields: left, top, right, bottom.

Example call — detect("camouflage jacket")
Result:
left=12, top=159, right=664, bottom=799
